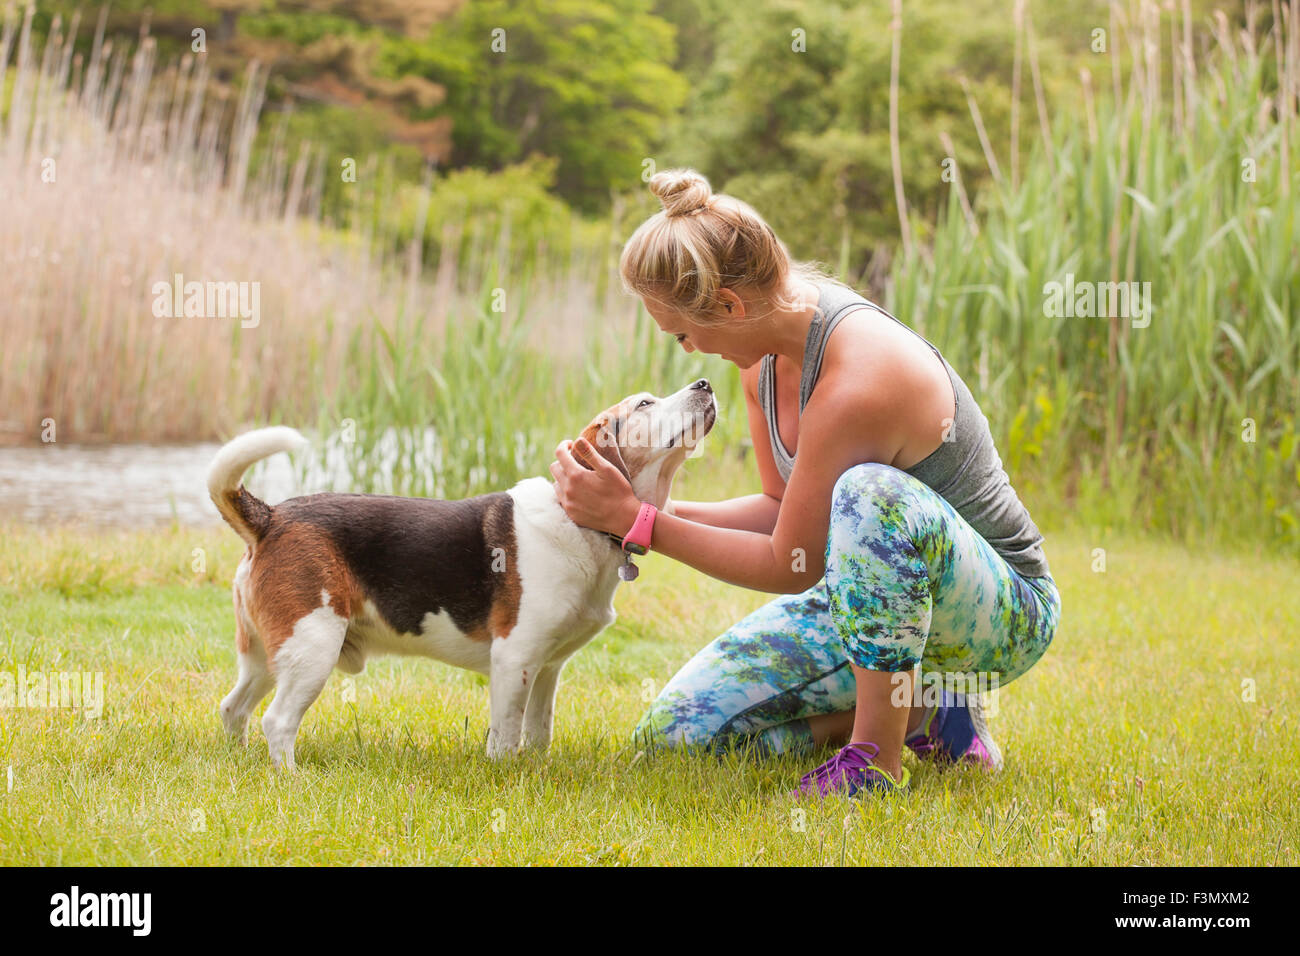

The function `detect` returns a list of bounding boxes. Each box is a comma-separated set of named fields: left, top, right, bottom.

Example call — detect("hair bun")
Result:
left=650, top=168, right=714, bottom=217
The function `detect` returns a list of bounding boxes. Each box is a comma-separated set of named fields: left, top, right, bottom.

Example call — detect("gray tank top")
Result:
left=757, top=280, right=1050, bottom=579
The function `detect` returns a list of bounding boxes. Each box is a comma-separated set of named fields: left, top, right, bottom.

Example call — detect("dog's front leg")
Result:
left=486, top=639, right=544, bottom=759
left=521, top=659, right=568, bottom=752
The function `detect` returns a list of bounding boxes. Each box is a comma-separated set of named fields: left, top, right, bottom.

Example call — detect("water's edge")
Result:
left=0, top=444, right=299, bottom=528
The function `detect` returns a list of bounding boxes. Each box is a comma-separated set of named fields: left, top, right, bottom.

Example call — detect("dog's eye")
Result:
left=674, top=334, right=687, bottom=344
left=636, top=399, right=654, bottom=409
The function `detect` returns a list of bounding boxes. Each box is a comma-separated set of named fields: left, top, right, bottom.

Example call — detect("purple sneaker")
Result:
left=792, top=742, right=910, bottom=799
left=905, top=689, right=1003, bottom=770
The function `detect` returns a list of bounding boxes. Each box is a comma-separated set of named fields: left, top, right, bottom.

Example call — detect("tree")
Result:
left=660, top=0, right=1080, bottom=277
left=394, top=0, right=688, bottom=211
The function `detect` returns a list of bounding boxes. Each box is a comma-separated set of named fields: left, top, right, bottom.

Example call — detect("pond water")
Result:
left=1, top=425, right=544, bottom=527
left=0, top=443, right=301, bottom=528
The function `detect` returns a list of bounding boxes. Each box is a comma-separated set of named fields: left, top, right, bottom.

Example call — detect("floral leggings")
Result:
left=633, top=462, right=1062, bottom=756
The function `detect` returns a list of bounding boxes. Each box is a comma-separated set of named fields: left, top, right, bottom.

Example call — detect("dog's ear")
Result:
left=572, top=415, right=632, bottom=483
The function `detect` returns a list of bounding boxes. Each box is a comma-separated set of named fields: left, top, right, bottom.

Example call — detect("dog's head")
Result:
left=572, top=379, right=717, bottom=508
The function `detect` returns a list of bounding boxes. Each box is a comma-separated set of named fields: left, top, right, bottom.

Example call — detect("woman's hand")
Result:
left=549, top=438, right=641, bottom=536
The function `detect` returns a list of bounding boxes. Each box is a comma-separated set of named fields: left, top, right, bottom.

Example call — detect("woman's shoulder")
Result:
left=821, top=308, right=914, bottom=378
left=817, top=308, right=951, bottom=419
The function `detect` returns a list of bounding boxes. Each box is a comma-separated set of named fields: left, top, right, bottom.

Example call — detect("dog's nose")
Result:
left=691, top=379, right=712, bottom=394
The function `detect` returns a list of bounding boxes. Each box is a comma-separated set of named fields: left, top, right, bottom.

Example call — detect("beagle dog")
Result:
left=208, top=379, right=716, bottom=769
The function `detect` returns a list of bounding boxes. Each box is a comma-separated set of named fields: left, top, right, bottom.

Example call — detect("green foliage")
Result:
left=393, top=0, right=688, bottom=210
left=386, top=157, right=577, bottom=272
left=889, top=5, right=1300, bottom=552
left=662, top=0, right=1076, bottom=275
left=251, top=104, right=427, bottom=219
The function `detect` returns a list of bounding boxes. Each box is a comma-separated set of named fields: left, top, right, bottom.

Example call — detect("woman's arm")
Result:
left=668, top=494, right=781, bottom=533
left=661, top=361, right=789, bottom=534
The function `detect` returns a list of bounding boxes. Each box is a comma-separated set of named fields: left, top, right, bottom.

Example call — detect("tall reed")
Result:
left=890, top=0, right=1299, bottom=551
left=0, top=3, right=734, bottom=481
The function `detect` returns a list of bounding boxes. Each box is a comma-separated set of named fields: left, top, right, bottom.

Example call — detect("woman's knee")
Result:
left=830, top=462, right=928, bottom=528
left=827, top=462, right=931, bottom=562
left=628, top=647, right=737, bottom=753
left=629, top=588, right=840, bottom=753
left=631, top=692, right=719, bottom=752
left=831, top=460, right=902, bottom=499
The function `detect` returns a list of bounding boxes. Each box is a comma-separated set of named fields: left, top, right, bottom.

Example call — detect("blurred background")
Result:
left=1, top=0, right=1297, bottom=558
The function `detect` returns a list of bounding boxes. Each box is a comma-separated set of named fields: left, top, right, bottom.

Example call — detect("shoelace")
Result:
left=798, top=742, right=882, bottom=794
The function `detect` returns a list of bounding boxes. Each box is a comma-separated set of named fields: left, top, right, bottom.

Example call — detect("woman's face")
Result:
left=643, top=292, right=764, bottom=369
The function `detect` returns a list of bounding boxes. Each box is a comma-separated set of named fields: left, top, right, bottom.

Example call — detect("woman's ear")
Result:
left=717, top=287, right=744, bottom=318
left=572, top=416, right=632, bottom=483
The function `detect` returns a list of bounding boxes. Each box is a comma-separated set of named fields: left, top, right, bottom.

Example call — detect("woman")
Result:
left=550, top=169, right=1061, bottom=798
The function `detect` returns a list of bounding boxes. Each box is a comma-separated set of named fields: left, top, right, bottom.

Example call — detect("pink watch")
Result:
left=621, top=502, right=658, bottom=555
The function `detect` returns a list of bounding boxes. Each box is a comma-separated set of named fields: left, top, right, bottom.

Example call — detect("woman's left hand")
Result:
left=550, top=438, right=641, bottom=536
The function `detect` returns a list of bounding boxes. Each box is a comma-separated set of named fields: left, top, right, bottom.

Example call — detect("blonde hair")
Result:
left=619, top=168, right=819, bottom=321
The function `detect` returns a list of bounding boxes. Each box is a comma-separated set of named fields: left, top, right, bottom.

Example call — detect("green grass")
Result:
left=1, top=500, right=1295, bottom=865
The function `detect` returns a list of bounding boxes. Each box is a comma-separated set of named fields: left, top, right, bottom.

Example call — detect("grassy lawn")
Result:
left=0, top=514, right=1295, bottom=866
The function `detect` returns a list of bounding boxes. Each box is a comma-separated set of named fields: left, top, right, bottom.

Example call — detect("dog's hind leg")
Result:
left=262, top=605, right=348, bottom=771
left=220, top=639, right=273, bottom=744
left=221, top=582, right=273, bottom=744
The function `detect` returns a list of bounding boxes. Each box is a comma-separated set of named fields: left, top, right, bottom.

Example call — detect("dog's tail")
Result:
left=207, top=427, right=307, bottom=546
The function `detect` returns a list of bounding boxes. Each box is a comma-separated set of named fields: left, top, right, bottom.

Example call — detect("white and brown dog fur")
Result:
left=208, top=380, right=716, bottom=769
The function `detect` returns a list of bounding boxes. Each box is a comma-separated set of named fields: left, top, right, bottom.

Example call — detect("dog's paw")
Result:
left=520, top=734, right=552, bottom=753
left=485, top=730, right=523, bottom=760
